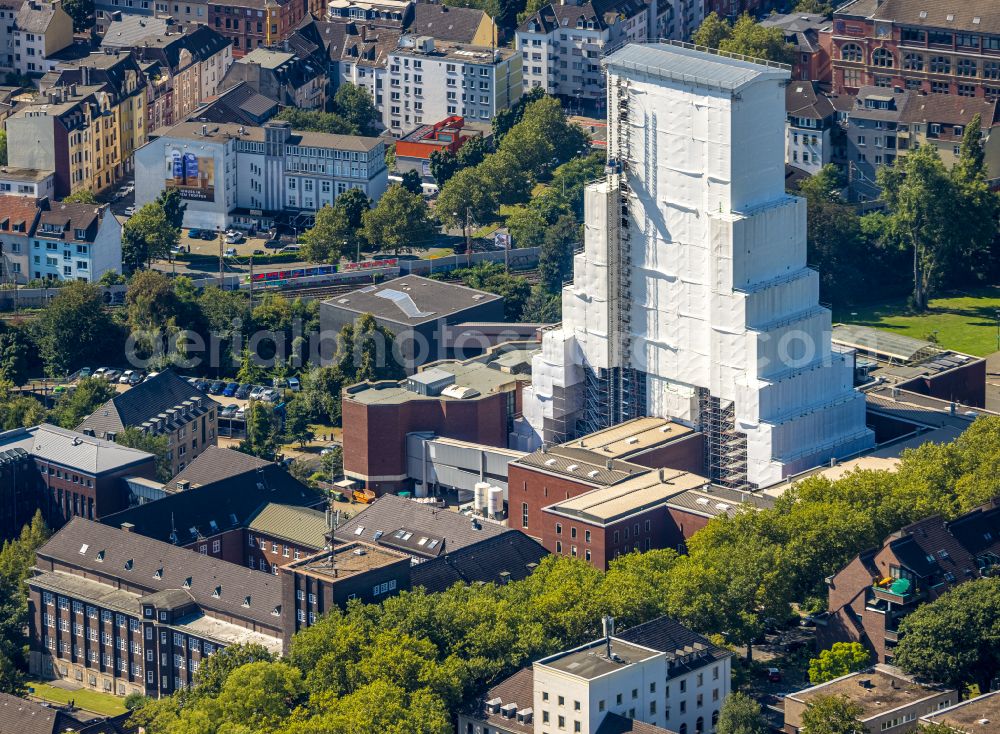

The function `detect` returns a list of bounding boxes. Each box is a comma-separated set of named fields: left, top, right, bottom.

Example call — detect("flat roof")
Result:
left=538, top=639, right=660, bottom=680
left=788, top=666, right=947, bottom=719
left=666, top=484, right=774, bottom=517
left=604, top=41, right=789, bottom=93
left=832, top=324, right=943, bottom=364
left=570, top=417, right=694, bottom=459
left=346, top=344, right=536, bottom=406
left=176, top=611, right=283, bottom=656
left=158, top=121, right=383, bottom=152
left=291, top=542, right=405, bottom=582
left=923, top=691, right=1000, bottom=732
left=546, top=470, right=708, bottom=524
left=0, top=166, right=53, bottom=181
left=323, top=274, right=501, bottom=325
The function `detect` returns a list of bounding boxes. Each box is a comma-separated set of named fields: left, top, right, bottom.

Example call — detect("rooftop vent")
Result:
left=79, top=543, right=89, bottom=555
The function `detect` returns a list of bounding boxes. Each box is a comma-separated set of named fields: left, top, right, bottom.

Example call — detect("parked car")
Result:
left=225, top=230, right=244, bottom=244
left=220, top=404, right=239, bottom=418
left=92, top=367, right=108, bottom=379
left=187, top=377, right=199, bottom=386
left=320, top=443, right=338, bottom=456
left=248, top=385, right=265, bottom=400
left=234, top=407, right=246, bottom=421
left=287, top=377, right=301, bottom=392
left=128, top=371, right=144, bottom=385
left=187, top=228, right=204, bottom=239
left=104, top=369, right=121, bottom=382
left=222, top=382, right=239, bottom=397
left=235, top=383, right=252, bottom=399
left=262, top=388, right=280, bottom=402
left=263, top=238, right=283, bottom=249
left=77, top=367, right=92, bottom=378
left=199, top=230, right=217, bottom=240
left=209, top=380, right=225, bottom=394
left=224, top=247, right=238, bottom=257
left=118, top=370, right=135, bottom=384
left=278, top=244, right=302, bottom=254
left=767, top=668, right=782, bottom=683
left=253, top=249, right=265, bottom=256
left=195, top=380, right=211, bottom=392
left=123, top=206, right=135, bottom=217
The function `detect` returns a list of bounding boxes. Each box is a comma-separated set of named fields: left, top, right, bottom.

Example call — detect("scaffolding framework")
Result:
left=698, top=388, right=754, bottom=491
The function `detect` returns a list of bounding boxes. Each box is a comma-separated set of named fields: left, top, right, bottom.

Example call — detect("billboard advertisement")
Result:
left=165, top=149, right=215, bottom=202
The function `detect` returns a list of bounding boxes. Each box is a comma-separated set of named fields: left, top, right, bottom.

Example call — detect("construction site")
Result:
left=516, top=42, right=875, bottom=490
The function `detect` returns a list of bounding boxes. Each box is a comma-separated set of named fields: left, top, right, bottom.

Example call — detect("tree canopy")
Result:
left=361, top=184, right=436, bottom=255
left=693, top=13, right=795, bottom=64
left=808, top=642, right=871, bottom=684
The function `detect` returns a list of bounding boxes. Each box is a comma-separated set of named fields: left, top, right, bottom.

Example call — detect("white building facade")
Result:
left=135, top=120, right=388, bottom=231
left=27, top=205, right=122, bottom=283
left=384, top=36, right=521, bottom=135
left=517, top=43, right=873, bottom=490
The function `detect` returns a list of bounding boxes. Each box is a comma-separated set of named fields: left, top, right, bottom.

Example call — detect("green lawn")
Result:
left=835, top=286, right=1000, bottom=357
left=27, top=680, right=127, bottom=717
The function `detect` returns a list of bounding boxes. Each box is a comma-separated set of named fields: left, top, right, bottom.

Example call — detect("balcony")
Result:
left=884, top=628, right=899, bottom=643
left=871, top=580, right=924, bottom=606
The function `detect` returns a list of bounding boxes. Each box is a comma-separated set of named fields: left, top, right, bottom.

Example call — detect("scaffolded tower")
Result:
left=518, top=42, right=873, bottom=488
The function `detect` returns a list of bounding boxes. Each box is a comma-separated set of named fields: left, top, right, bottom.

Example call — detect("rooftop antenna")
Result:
left=602, top=615, right=615, bottom=658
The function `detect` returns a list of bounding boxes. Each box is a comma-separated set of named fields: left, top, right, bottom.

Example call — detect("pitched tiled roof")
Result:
left=786, top=80, right=836, bottom=120
left=76, top=370, right=209, bottom=439
left=409, top=530, right=547, bottom=593
left=15, top=0, right=59, bottom=35
left=870, top=0, right=1000, bottom=33
left=616, top=615, right=732, bottom=677
left=0, top=693, right=63, bottom=734
left=36, top=517, right=285, bottom=627
left=0, top=194, right=41, bottom=234
left=166, top=445, right=270, bottom=491
left=248, top=503, right=328, bottom=550
left=408, top=4, right=490, bottom=44
left=101, top=14, right=172, bottom=48
left=102, top=462, right=324, bottom=544
left=188, top=81, right=278, bottom=125
left=595, top=714, right=679, bottom=734
left=470, top=668, right=535, bottom=734
left=0, top=424, right=154, bottom=475
left=37, top=202, right=104, bottom=243
left=901, top=94, right=999, bottom=128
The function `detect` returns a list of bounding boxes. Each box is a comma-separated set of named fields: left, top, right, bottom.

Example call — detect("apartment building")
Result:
left=207, top=0, right=307, bottom=56
left=12, top=0, right=73, bottom=76
left=28, top=201, right=122, bottom=282
left=785, top=80, right=837, bottom=175
left=28, top=518, right=286, bottom=697
left=327, top=0, right=412, bottom=28
left=841, top=86, right=908, bottom=201
left=0, top=167, right=57, bottom=199
left=759, top=12, right=832, bottom=82
left=784, top=665, right=955, bottom=734
left=822, top=500, right=1000, bottom=665
left=383, top=35, right=520, bottom=135
left=651, top=0, right=703, bottom=43
left=76, top=371, right=218, bottom=477
left=0, top=425, right=156, bottom=536
left=219, top=46, right=326, bottom=110
left=461, top=616, right=732, bottom=734
left=828, top=0, right=1000, bottom=100
left=0, top=0, right=23, bottom=72
left=322, top=19, right=399, bottom=119
left=103, top=23, right=233, bottom=131
left=515, top=0, right=648, bottom=109
left=899, top=93, right=999, bottom=181
left=134, top=119, right=388, bottom=231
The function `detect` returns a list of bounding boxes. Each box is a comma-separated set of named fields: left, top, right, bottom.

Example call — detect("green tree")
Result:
left=299, top=366, right=345, bottom=425
left=333, top=82, right=379, bottom=136
left=808, top=642, right=871, bottom=684
left=429, top=147, right=460, bottom=186
left=283, top=398, right=315, bottom=447
left=122, top=202, right=179, bottom=271
left=451, top=262, right=530, bottom=321
left=538, top=214, right=579, bottom=293
left=115, top=426, right=172, bottom=482
left=716, top=692, right=768, bottom=734
left=436, top=167, right=500, bottom=229
left=493, top=86, right=544, bottom=140
left=799, top=695, right=864, bottom=734
left=865, top=145, right=957, bottom=310
left=361, top=184, right=436, bottom=255
left=215, top=662, right=305, bottom=732
left=156, top=188, right=187, bottom=230
left=480, top=150, right=533, bottom=207
left=794, top=0, right=833, bottom=15
left=495, top=0, right=524, bottom=31
left=0, top=326, right=31, bottom=384
left=0, top=382, right=45, bottom=430
left=506, top=206, right=547, bottom=249
left=0, top=512, right=49, bottom=694
left=301, top=204, right=352, bottom=263
left=62, top=189, right=98, bottom=204
left=240, top=401, right=280, bottom=459
left=34, top=282, right=119, bottom=375
left=895, top=577, right=1000, bottom=694
left=61, top=0, right=93, bottom=30
left=49, top=376, right=115, bottom=428
left=0, top=130, right=7, bottom=167
left=400, top=169, right=423, bottom=196
left=548, top=152, right=605, bottom=219
left=194, top=643, right=276, bottom=697
left=720, top=14, right=796, bottom=64
left=123, top=692, right=149, bottom=711
left=521, top=285, right=561, bottom=322
left=693, top=11, right=731, bottom=49
left=275, top=107, right=358, bottom=135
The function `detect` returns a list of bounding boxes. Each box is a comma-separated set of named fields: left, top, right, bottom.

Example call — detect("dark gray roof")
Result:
left=127, top=25, right=232, bottom=73
left=102, top=462, right=324, bottom=544
left=36, top=517, right=285, bottom=627
left=166, top=445, right=270, bottom=491
left=76, top=370, right=210, bottom=439
left=759, top=12, right=830, bottom=53
left=616, top=616, right=732, bottom=677
left=519, top=0, right=646, bottom=34
left=337, top=494, right=509, bottom=555
left=595, top=714, right=678, bottom=734
left=408, top=4, right=489, bottom=44
left=15, top=0, right=61, bottom=35
left=0, top=693, right=63, bottom=734
left=188, top=80, right=278, bottom=125
left=322, top=274, right=502, bottom=326
left=0, top=424, right=154, bottom=475
left=786, top=80, right=836, bottom=120
left=409, top=530, right=547, bottom=593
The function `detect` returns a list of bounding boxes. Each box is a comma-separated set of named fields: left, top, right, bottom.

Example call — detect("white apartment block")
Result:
left=460, top=618, right=732, bottom=734
left=135, top=120, right=388, bottom=231
left=785, top=81, right=836, bottom=175
left=383, top=35, right=521, bottom=135
left=516, top=0, right=649, bottom=107
left=26, top=203, right=122, bottom=283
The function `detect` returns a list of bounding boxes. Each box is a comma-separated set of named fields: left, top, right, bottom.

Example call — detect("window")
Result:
left=522, top=503, right=528, bottom=528
left=558, top=716, right=565, bottom=729
left=212, top=539, right=220, bottom=553
left=872, top=48, right=893, bottom=67
left=930, top=56, right=951, bottom=74
left=841, top=43, right=862, bottom=62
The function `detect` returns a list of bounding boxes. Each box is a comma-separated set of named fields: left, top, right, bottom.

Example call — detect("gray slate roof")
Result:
left=408, top=4, right=488, bottom=44
left=100, top=14, right=172, bottom=48
left=616, top=615, right=732, bottom=676
left=37, top=517, right=285, bottom=627
left=0, top=693, right=64, bottom=734
left=166, top=445, right=271, bottom=491
left=15, top=0, right=59, bottom=35
left=76, top=370, right=209, bottom=439
left=603, top=42, right=789, bottom=92
left=0, top=424, right=154, bottom=475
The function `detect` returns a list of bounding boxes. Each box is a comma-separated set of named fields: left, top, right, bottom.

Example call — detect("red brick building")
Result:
left=826, top=0, right=1000, bottom=100
left=822, top=499, right=1000, bottom=664
left=208, top=0, right=307, bottom=56
left=507, top=417, right=772, bottom=569
left=341, top=344, right=535, bottom=495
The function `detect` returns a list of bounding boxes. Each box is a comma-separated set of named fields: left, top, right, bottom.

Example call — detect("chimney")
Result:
left=120, top=522, right=135, bottom=532
left=202, top=124, right=208, bottom=136
left=602, top=615, right=615, bottom=658
left=176, top=479, right=190, bottom=491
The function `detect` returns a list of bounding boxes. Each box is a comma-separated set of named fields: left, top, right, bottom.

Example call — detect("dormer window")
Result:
left=74, top=228, right=86, bottom=240
left=183, top=577, right=192, bottom=588
left=243, top=596, right=251, bottom=607
left=271, top=605, right=282, bottom=616
left=124, top=559, right=133, bottom=571
left=96, top=550, right=105, bottom=562
left=154, top=568, right=163, bottom=579
left=212, top=585, right=221, bottom=598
